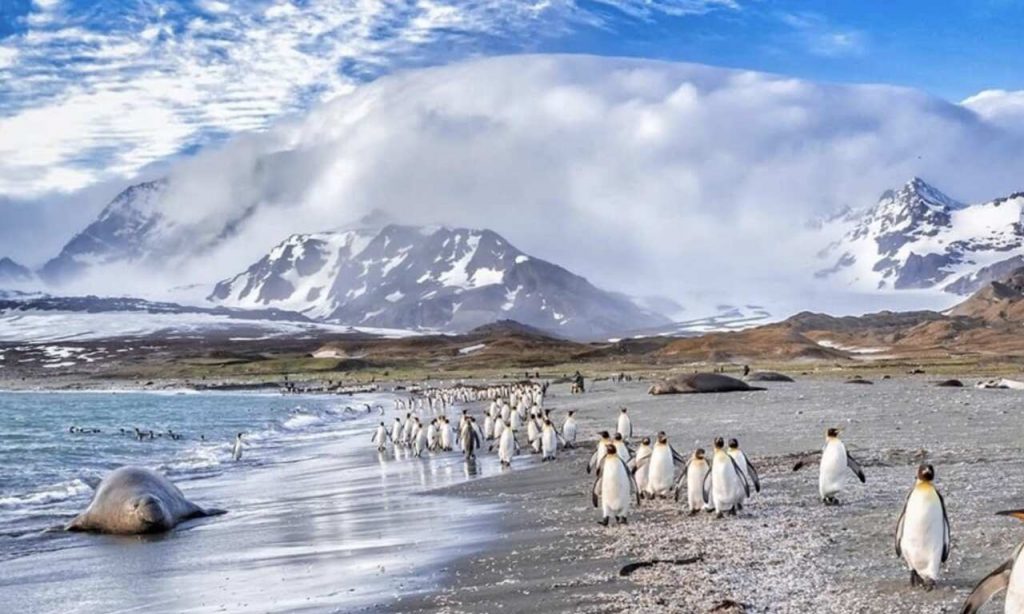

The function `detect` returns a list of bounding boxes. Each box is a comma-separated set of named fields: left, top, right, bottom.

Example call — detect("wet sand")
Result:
left=401, top=377, right=1024, bottom=613
left=0, top=415, right=514, bottom=613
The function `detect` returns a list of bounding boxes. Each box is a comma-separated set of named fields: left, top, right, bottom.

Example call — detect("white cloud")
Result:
left=52, top=55, right=1024, bottom=317
left=0, top=0, right=741, bottom=200
left=778, top=12, right=866, bottom=58
left=962, top=89, right=1024, bottom=131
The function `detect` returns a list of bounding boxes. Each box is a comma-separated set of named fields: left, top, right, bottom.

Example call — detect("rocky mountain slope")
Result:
left=817, top=177, right=1024, bottom=295
left=209, top=224, right=668, bottom=339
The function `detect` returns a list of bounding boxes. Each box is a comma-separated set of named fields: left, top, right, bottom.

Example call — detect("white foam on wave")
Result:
left=0, top=478, right=93, bottom=510
left=282, top=413, right=324, bottom=430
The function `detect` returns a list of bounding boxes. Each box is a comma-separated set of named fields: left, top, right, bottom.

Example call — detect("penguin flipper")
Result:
left=937, top=488, right=951, bottom=562
left=672, top=466, right=689, bottom=502
left=587, top=449, right=601, bottom=474
left=591, top=475, right=602, bottom=508
left=701, top=465, right=713, bottom=504
left=729, top=456, right=750, bottom=497
left=670, top=446, right=686, bottom=466
left=621, top=458, right=641, bottom=506
left=895, top=490, right=911, bottom=557
left=846, top=452, right=866, bottom=483
left=744, top=459, right=761, bottom=493
left=960, top=558, right=1013, bottom=614
left=792, top=450, right=821, bottom=472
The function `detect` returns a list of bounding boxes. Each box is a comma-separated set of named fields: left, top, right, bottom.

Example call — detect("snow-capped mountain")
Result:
left=816, top=178, right=1024, bottom=295
left=40, top=180, right=167, bottom=284
left=209, top=225, right=669, bottom=339
left=0, top=257, right=33, bottom=285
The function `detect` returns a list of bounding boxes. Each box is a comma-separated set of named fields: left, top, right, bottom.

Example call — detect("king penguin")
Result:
left=793, top=427, right=866, bottom=505
left=961, top=509, right=1024, bottom=613
left=895, top=464, right=950, bottom=590
left=562, top=410, right=578, bottom=448
left=705, top=437, right=750, bottom=518
left=591, top=443, right=641, bottom=526
left=616, top=408, right=632, bottom=439
left=674, top=448, right=710, bottom=515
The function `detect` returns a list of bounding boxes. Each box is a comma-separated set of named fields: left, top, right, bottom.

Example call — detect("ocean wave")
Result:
left=0, top=478, right=93, bottom=510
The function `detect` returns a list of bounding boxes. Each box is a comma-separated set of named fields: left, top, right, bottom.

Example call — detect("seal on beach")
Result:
left=977, top=378, right=1024, bottom=390
left=792, top=428, right=866, bottom=505
left=65, top=466, right=226, bottom=535
left=647, top=373, right=765, bottom=395
left=895, top=464, right=950, bottom=590
left=746, top=371, right=795, bottom=383
left=936, top=379, right=964, bottom=388
left=961, top=508, right=1024, bottom=613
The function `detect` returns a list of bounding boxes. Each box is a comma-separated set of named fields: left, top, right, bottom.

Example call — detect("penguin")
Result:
left=390, top=418, right=403, bottom=447
left=371, top=422, right=391, bottom=451
left=496, top=421, right=519, bottom=467
left=727, top=438, right=761, bottom=494
left=412, top=419, right=428, bottom=457
left=483, top=412, right=495, bottom=440
left=493, top=415, right=506, bottom=441
left=527, top=417, right=542, bottom=454
left=961, top=508, right=1024, bottom=613
left=587, top=431, right=613, bottom=474
left=612, top=433, right=632, bottom=463
left=439, top=417, right=453, bottom=451
left=540, top=419, right=559, bottom=461
left=674, top=448, right=711, bottom=514
left=630, top=437, right=653, bottom=493
left=591, top=443, right=641, bottom=526
left=895, top=464, right=950, bottom=590
left=402, top=412, right=415, bottom=445
left=232, top=433, right=244, bottom=462
left=460, top=418, right=481, bottom=460
left=426, top=418, right=439, bottom=451
left=616, top=408, right=632, bottom=438
left=639, top=432, right=686, bottom=498
left=704, top=437, right=750, bottom=518
left=793, top=428, right=866, bottom=505
left=562, top=410, right=578, bottom=448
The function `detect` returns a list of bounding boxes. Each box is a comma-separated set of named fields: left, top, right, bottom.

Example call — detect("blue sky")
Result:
left=1, top=0, right=1023, bottom=202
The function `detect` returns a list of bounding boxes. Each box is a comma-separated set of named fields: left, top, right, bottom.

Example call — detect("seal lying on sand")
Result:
left=648, top=373, right=765, bottom=395
left=746, top=371, right=795, bottom=383
left=976, top=378, right=1024, bottom=390
left=66, top=466, right=226, bottom=534
left=935, top=379, right=964, bottom=388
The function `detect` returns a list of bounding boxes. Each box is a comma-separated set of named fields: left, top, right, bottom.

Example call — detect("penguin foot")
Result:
left=736, top=503, right=743, bottom=511
left=909, top=571, right=919, bottom=587
left=599, top=517, right=610, bottom=527
left=727, top=508, right=737, bottom=516
left=715, top=512, right=724, bottom=519
left=688, top=510, right=699, bottom=516
left=620, top=517, right=629, bottom=525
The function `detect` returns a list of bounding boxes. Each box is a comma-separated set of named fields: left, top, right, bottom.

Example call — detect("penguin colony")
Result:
left=370, top=381, right=1023, bottom=612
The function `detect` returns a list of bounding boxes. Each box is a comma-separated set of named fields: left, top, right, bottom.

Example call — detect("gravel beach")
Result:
left=401, top=377, right=1024, bottom=613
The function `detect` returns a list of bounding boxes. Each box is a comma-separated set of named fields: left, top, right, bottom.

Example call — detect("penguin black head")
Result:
left=695, top=448, right=706, bottom=459
left=826, top=427, right=840, bottom=438
left=237, top=432, right=243, bottom=438
left=917, top=464, right=935, bottom=482
left=657, top=431, right=668, bottom=444
left=728, top=438, right=739, bottom=449
left=713, top=437, right=724, bottom=449
left=599, top=430, right=611, bottom=439
left=605, top=443, right=617, bottom=455
left=641, top=437, right=651, bottom=446
left=568, top=410, right=575, bottom=416
left=620, top=407, right=628, bottom=414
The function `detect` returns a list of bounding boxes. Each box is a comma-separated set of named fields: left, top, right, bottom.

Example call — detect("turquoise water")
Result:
left=0, top=390, right=385, bottom=557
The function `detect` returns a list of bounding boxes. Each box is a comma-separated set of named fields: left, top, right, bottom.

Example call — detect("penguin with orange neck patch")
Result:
left=895, top=464, right=950, bottom=590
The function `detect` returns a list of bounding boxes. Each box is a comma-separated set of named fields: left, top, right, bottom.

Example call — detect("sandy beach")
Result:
left=398, top=377, right=1024, bottom=613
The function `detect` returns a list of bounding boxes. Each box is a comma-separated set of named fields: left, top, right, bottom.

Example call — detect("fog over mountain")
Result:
left=9, top=55, right=1024, bottom=318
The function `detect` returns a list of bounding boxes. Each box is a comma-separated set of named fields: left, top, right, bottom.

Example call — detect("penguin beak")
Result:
left=997, top=509, right=1024, bottom=521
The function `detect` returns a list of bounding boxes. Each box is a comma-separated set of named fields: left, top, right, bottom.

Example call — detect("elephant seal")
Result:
left=844, top=378, right=873, bottom=385
left=935, top=379, right=964, bottom=388
left=746, top=371, right=795, bottom=383
left=65, top=466, right=226, bottom=535
left=647, top=373, right=765, bottom=395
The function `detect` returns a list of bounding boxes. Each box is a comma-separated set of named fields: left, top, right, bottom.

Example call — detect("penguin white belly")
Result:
left=542, top=430, right=557, bottom=458
left=730, top=450, right=754, bottom=492
left=634, top=450, right=652, bottom=491
left=498, top=432, right=514, bottom=464
left=617, top=415, right=630, bottom=437
left=687, top=462, right=709, bottom=511
left=819, top=441, right=847, bottom=498
left=900, top=488, right=944, bottom=580
left=646, top=449, right=674, bottom=496
left=712, top=459, right=742, bottom=512
left=1006, top=555, right=1024, bottom=612
left=601, top=461, right=631, bottom=516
